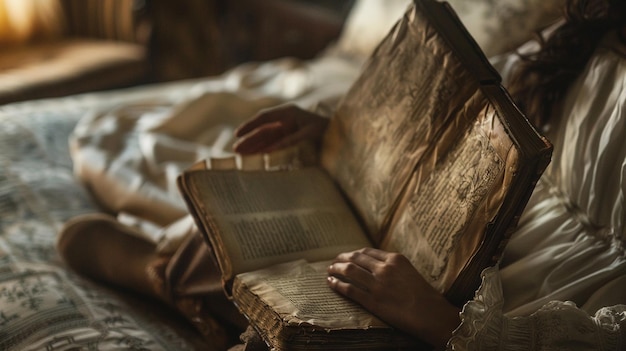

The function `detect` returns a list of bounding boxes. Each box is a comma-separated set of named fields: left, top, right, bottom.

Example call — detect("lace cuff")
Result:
left=447, top=266, right=505, bottom=351
left=447, top=267, right=626, bottom=351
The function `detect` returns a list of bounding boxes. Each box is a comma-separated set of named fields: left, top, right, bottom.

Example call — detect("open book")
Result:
left=177, top=1, right=553, bottom=349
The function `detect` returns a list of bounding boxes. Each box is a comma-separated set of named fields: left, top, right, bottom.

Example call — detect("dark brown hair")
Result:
left=508, top=0, right=626, bottom=128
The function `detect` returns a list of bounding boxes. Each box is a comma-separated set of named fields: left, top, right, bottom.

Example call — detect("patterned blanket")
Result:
left=0, top=53, right=362, bottom=350
left=0, top=91, right=212, bottom=351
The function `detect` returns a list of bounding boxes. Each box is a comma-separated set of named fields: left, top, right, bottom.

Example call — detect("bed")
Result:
left=0, top=1, right=564, bottom=349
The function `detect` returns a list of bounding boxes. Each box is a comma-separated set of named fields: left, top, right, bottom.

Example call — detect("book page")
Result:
left=184, top=168, right=371, bottom=277
left=381, top=94, right=512, bottom=295
left=187, top=142, right=317, bottom=172
left=234, top=260, right=387, bottom=329
left=321, top=5, right=488, bottom=245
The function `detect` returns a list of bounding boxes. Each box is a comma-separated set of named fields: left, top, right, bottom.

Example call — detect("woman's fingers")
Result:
left=327, top=248, right=388, bottom=299
left=327, top=261, right=375, bottom=290
left=234, top=117, right=324, bottom=154
left=234, top=104, right=329, bottom=154
left=259, top=123, right=326, bottom=153
left=356, top=247, right=393, bottom=261
left=333, top=248, right=388, bottom=272
left=234, top=104, right=298, bottom=137
left=327, top=248, right=461, bottom=348
left=326, top=275, right=374, bottom=306
left=233, top=121, right=291, bottom=154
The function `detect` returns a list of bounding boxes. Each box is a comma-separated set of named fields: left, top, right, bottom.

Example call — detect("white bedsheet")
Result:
left=70, top=55, right=362, bottom=230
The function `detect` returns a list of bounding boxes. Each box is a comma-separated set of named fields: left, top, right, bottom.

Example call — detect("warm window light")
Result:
left=0, top=0, right=64, bottom=46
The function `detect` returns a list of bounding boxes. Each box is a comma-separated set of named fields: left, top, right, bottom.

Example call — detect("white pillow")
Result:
left=333, top=0, right=565, bottom=59
left=333, top=0, right=410, bottom=59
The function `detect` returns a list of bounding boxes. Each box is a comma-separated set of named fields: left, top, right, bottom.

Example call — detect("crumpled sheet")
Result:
left=70, top=55, right=363, bottom=240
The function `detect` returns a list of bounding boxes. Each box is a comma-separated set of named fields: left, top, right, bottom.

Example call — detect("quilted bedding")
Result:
left=0, top=87, right=214, bottom=351
left=0, top=44, right=363, bottom=348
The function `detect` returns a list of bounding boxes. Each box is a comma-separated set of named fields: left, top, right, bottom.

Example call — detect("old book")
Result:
left=177, top=1, right=553, bottom=350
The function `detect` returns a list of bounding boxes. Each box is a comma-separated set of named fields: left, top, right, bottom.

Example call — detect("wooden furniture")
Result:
left=0, top=0, right=352, bottom=105
left=218, top=0, right=353, bottom=64
left=0, top=0, right=150, bottom=105
left=147, top=0, right=353, bottom=81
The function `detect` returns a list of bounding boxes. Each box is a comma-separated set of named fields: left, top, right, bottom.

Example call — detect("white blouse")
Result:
left=448, top=34, right=626, bottom=350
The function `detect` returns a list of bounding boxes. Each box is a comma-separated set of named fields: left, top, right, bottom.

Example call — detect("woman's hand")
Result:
left=233, top=104, right=329, bottom=154
left=327, top=248, right=461, bottom=350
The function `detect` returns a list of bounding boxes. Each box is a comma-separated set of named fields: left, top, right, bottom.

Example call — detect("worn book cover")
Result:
left=177, top=1, right=552, bottom=349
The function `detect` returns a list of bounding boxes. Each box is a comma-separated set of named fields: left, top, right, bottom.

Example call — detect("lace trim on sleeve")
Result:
left=447, top=267, right=626, bottom=351
left=447, top=266, right=507, bottom=351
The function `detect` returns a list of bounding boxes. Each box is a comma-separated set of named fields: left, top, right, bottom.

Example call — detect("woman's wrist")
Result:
left=411, top=296, right=461, bottom=350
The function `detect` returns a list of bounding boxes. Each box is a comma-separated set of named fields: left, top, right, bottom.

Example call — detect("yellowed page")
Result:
left=234, top=260, right=386, bottom=329
left=183, top=168, right=371, bottom=278
left=321, top=5, right=486, bottom=244
left=381, top=93, right=513, bottom=297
